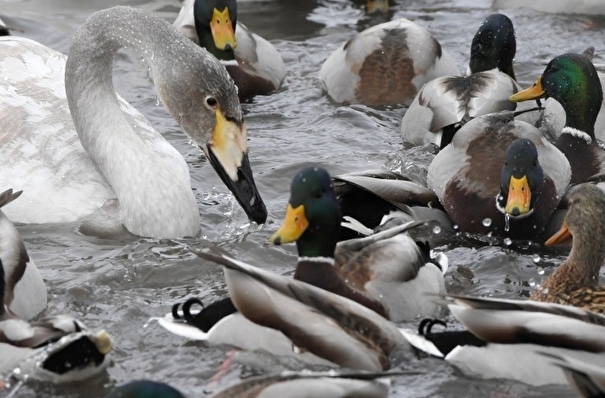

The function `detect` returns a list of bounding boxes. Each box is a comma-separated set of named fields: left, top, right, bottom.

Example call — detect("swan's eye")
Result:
left=206, top=97, right=218, bottom=108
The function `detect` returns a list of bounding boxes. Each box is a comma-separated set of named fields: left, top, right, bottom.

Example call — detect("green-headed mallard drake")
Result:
left=0, top=7, right=267, bottom=239
left=318, top=18, right=460, bottom=107
left=427, top=112, right=571, bottom=240
left=0, top=189, right=46, bottom=321
left=0, top=258, right=113, bottom=384
left=209, top=370, right=395, bottom=398
left=401, top=295, right=605, bottom=386
left=193, top=245, right=408, bottom=371
left=270, top=166, right=448, bottom=321
left=105, top=380, right=185, bottom=398
left=510, top=53, right=605, bottom=184
left=174, top=0, right=286, bottom=100
left=530, top=184, right=605, bottom=310
left=401, top=13, right=538, bottom=149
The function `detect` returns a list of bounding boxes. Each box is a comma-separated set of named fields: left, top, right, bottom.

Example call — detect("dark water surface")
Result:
left=1, top=0, right=605, bottom=396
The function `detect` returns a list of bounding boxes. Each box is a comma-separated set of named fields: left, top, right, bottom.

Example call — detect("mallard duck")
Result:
left=0, top=189, right=46, bottom=321
left=544, top=351, right=605, bottom=398
left=105, top=380, right=185, bottom=398
left=530, top=184, right=605, bottom=310
left=270, top=166, right=448, bottom=321
left=0, top=259, right=113, bottom=384
left=209, top=371, right=395, bottom=398
left=401, top=13, right=538, bottom=149
left=427, top=112, right=571, bottom=240
left=492, top=0, right=605, bottom=15
left=318, top=18, right=460, bottom=107
left=0, top=7, right=267, bottom=239
left=193, top=245, right=408, bottom=371
left=510, top=53, right=605, bottom=184
left=401, top=295, right=605, bottom=386
left=173, top=0, right=286, bottom=100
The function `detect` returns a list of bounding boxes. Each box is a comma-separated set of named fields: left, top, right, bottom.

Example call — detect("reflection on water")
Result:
left=2, top=0, right=603, bottom=396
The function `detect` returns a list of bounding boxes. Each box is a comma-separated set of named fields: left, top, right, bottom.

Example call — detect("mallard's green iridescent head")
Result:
left=193, top=0, right=238, bottom=60
left=469, top=13, right=516, bottom=79
left=270, top=167, right=341, bottom=258
left=105, top=380, right=185, bottom=398
left=512, top=53, right=602, bottom=136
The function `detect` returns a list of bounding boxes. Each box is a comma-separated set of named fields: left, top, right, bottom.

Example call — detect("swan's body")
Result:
left=0, top=7, right=267, bottom=238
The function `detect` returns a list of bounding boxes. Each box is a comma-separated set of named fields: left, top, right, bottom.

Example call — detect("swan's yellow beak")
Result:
left=211, top=7, right=237, bottom=51
left=510, top=77, right=546, bottom=102
left=270, top=204, right=309, bottom=245
left=504, top=175, right=532, bottom=216
left=206, top=109, right=267, bottom=224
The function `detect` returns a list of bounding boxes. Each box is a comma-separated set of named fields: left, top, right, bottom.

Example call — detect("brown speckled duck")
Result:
left=319, top=18, right=460, bottom=107
left=531, top=184, right=605, bottom=311
left=511, top=53, right=605, bottom=184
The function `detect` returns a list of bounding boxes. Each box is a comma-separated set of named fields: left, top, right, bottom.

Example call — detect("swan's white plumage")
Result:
left=0, top=7, right=249, bottom=238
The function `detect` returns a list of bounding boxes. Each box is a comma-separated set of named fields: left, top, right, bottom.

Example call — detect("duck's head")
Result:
left=545, top=184, right=605, bottom=247
left=105, top=380, right=185, bottom=398
left=510, top=53, right=602, bottom=138
left=193, top=0, right=238, bottom=60
left=496, top=138, right=544, bottom=220
left=270, top=167, right=341, bottom=258
left=469, top=13, right=516, bottom=79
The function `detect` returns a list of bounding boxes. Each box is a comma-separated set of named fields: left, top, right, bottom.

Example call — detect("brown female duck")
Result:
left=531, top=184, right=605, bottom=311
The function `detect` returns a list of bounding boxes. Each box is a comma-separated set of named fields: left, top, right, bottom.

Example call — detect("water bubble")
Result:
left=504, top=214, right=511, bottom=232
left=533, top=254, right=541, bottom=263
left=537, top=267, right=545, bottom=275
left=482, top=218, right=492, bottom=227
left=503, top=237, right=512, bottom=246
left=432, top=225, right=441, bottom=234
left=528, top=277, right=536, bottom=287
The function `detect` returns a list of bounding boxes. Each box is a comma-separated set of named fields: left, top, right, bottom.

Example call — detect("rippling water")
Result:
left=1, top=0, right=605, bottom=396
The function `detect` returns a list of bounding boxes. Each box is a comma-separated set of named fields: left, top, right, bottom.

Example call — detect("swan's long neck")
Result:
left=65, top=7, right=199, bottom=238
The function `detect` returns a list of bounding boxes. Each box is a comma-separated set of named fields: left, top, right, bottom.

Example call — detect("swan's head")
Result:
left=155, top=51, right=267, bottom=224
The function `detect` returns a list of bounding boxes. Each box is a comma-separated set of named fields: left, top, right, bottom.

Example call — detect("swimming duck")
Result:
left=544, top=351, right=605, bottom=397
left=401, top=295, right=605, bottom=386
left=318, top=18, right=460, bottom=107
left=193, top=245, right=409, bottom=371
left=173, top=0, right=286, bottom=100
left=530, top=184, right=605, bottom=311
left=0, top=258, right=113, bottom=384
left=401, top=13, right=538, bottom=149
left=105, top=380, right=185, bottom=398
left=0, top=7, right=266, bottom=239
left=427, top=112, right=571, bottom=240
left=270, top=166, right=448, bottom=321
left=510, top=53, right=605, bottom=184
left=0, top=189, right=46, bottom=321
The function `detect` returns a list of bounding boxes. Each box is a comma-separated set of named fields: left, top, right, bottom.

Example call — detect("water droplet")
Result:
left=503, top=237, right=512, bottom=246
left=537, top=267, right=545, bottom=275
left=482, top=218, right=492, bottom=227
left=432, top=225, right=441, bottom=234
left=453, top=224, right=459, bottom=231
left=528, top=277, right=536, bottom=286
left=533, top=254, right=541, bottom=264
left=504, top=214, right=511, bottom=232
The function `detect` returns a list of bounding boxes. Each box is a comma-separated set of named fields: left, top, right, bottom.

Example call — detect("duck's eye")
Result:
left=313, top=191, right=322, bottom=199
left=206, top=97, right=218, bottom=108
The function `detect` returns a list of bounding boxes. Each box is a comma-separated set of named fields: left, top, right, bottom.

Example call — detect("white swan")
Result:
left=0, top=6, right=267, bottom=238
